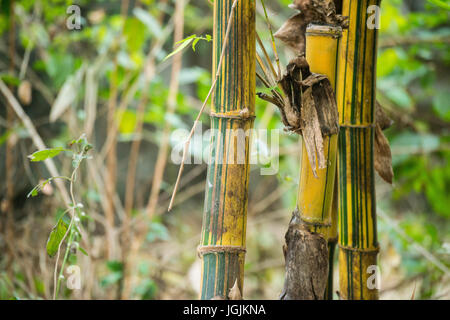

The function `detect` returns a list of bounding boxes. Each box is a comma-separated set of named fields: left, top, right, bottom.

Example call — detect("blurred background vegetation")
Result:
left=0, top=0, right=448, bottom=300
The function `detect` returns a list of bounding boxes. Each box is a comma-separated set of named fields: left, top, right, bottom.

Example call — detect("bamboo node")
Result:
left=306, top=24, right=343, bottom=38
left=340, top=123, right=376, bottom=129
left=197, top=245, right=246, bottom=257
left=300, top=217, right=332, bottom=228
left=210, top=110, right=255, bottom=121
left=338, top=244, right=380, bottom=254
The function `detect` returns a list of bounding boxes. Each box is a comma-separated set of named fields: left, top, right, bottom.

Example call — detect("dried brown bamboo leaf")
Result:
left=374, top=123, right=394, bottom=184
left=275, top=1, right=348, bottom=55
left=308, top=75, right=339, bottom=137
left=228, top=279, right=242, bottom=300
left=376, top=100, right=393, bottom=130
left=274, top=13, right=308, bottom=55
left=290, top=0, right=349, bottom=26
left=276, top=57, right=338, bottom=177
left=301, top=87, right=325, bottom=177
left=277, top=56, right=311, bottom=128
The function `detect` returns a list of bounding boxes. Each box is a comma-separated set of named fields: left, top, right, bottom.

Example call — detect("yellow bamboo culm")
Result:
left=299, top=25, right=341, bottom=239
left=336, top=0, right=380, bottom=300
left=199, top=0, right=255, bottom=300
left=303, top=24, right=342, bottom=299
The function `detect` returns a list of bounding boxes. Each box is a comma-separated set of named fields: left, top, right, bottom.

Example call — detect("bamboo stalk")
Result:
left=326, top=180, right=339, bottom=299
left=199, top=0, right=255, bottom=300
left=336, top=0, right=380, bottom=300
left=302, top=24, right=341, bottom=299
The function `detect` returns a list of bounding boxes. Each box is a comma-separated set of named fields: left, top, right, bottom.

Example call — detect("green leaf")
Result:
left=27, top=186, right=39, bottom=198
left=106, top=260, right=124, bottom=272
left=192, top=38, right=200, bottom=51
left=163, top=37, right=194, bottom=61
left=0, top=73, right=20, bottom=86
left=78, top=246, right=89, bottom=256
left=46, top=216, right=69, bottom=257
left=27, top=176, right=71, bottom=198
left=28, top=147, right=69, bottom=162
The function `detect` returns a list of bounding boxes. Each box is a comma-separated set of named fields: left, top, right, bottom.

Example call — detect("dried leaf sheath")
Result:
left=336, top=0, right=381, bottom=300
left=199, top=0, right=255, bottom=300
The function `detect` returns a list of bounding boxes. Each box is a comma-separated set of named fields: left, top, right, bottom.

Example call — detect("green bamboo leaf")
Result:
left=192, top=38, right=200, bottom=52
left=163, top=38, right=194, bottom=61
left=78, top=246, right=89, bottom=256
left=28, top=147, right=69, bottom=162
left=46, top=217, right=69, bottom=257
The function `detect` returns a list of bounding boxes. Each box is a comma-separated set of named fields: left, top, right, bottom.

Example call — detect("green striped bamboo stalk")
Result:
left=199, top=0, right=255, bottom=300
left=336, top=0, right=380, bottom=300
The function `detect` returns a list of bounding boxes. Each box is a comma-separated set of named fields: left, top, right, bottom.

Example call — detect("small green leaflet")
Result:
left=0, top=73, right=20, bottom=86
left=27, top=176, right=71, bottom=198
left=163, top=34, right=212, bottom=61
left=79, top=246, right=89, bottom=256
left=46, top=216, right=69, bottom=257
left=28, top=147, right=70, bottom=162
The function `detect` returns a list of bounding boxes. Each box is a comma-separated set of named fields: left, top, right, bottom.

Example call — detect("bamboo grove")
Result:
left=197, top=0, right=384, bottom=300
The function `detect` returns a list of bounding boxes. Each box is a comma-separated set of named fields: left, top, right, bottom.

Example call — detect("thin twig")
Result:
left=168, top=0, right=239, bottom=211
left=256, top=32, right=278, bottom=82
left=260, top=0, right=281, bottom=81
left=53, top=165, right=79, bottom=299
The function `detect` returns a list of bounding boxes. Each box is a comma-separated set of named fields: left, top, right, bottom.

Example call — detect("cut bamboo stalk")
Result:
left=199, top=0, right=255, bottom=300
left=336, top=0, right=380, bottom=300
left=303, top=24, right=342, bottom=299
